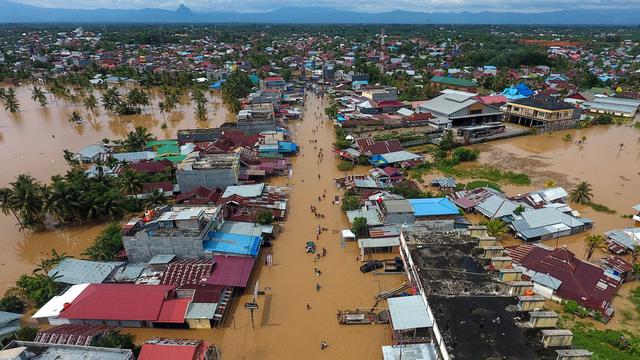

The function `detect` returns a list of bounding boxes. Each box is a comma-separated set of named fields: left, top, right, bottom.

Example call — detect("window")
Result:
left=469, top=109, right=482, bottom=115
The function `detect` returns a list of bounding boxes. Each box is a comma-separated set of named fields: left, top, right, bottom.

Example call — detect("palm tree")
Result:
left=101, top=87, right=122, bottom=113
left=569, top=181, right=593, bottom=204
left=31, top=86, right=47, bottom=108
left=0, top=188, right=23, bottom=228
left=68, top=111, right=83, bottom=124
left=481, top=219, right=508, bottom=238
left=33, top=249, right=68, bottom=274
left=3, top=88, right=20, bottom=113
left=124, top=126, right=155, bottom=152
left=584, top=234, right=606, bottom=261
left=9, top=174, right=46, bottom=229
left=83, top=94, right=98, bottom=115
left=144, top=189, right=167, bottom=208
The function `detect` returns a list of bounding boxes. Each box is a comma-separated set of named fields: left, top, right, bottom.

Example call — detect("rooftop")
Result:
left=0, top=341, right=133, bottom=360
left=48, top=258, right=124, bottom=285
left=510, top=95, right=575, bottom=111
left=178, top=152, right=238, bottom=171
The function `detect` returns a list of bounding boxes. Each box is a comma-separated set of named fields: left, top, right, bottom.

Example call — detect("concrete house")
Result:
left=503, top=95, right=579, bottom=131
left=176, top=153, right=240, bottom=193
left=417, top=92, right=502, bottom=126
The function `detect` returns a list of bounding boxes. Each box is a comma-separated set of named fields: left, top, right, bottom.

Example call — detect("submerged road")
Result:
left=126, top=92, right=403, bottom=359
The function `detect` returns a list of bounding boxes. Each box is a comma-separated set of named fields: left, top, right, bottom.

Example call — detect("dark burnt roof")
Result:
left=511, top=95, right=575, bottom=111
left=430, top=296, right=557, bottom=360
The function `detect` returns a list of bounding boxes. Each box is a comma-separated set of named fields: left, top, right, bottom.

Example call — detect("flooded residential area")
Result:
left=0, top=18, right=640, bottom=360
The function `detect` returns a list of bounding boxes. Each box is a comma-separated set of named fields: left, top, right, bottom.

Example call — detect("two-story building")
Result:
left=503, top=95, right=579, bottom=131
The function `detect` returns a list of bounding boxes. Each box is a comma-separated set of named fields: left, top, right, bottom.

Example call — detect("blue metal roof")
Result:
left=278, top=141, right=298, bottom=153
left=409, top=198, right=460, bottom=217
left=203, top=232, right=261, bottom=256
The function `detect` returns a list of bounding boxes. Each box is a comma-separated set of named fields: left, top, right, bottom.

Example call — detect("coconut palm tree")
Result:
left=480, top=219, right=508, bottom=238
left=68, top=111, right=83, bottom=124
left=3, top=88, right=20, bottom=113
left=124, top=126, right=155, bottom=152
left=0, top=188, right=23, bottom=228
left=144, top=189, right=167, bottom=208
left=569, top=181, right=593, bottom=204
left=584, top=234, right=606, bottom=261
left=83, top=94, right=98, bottom=115
left=30, top=86, right=47, bottom=108
left=9, top=174, right=46, bottom=229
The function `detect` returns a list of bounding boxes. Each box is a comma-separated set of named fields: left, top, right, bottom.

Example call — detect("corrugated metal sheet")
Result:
left=388, top=295, right=433, bottom=330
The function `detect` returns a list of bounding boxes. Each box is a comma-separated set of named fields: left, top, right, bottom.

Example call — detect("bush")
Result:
left=593, top=114, right=613, bottom=125
left=337, top=161, right=355, bottom=171
left=390, top=182, right=431, bottom=199
left=439, top=130, right=456, bottom=151
left=15, top=326, right=38, bottom=341
left=465, top=180, right=501, bottom=191
left=564, top=300, right=579, bottom=314
left=356, top=155, right=370, bottom=166
left=16, top=273, right=60, bottom=307
left=453, top=147, right=480, bottom=162
left=352, top=217, right=368, bottom=238
left=0, top=294, right=26, bottom=313
left=587, top=201, right=616, bottom=214
left=256, top=211, right=274, bottom=225
left=341, top=195, right=361, bottom=211
left=333, top=137, right=351, bottom=150
left=82, top=223, right=124, bottom=261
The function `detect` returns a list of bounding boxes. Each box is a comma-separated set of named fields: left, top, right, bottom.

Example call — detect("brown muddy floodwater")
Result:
left=127, top=94, right=404, bottom=359
left=474, top=124, right=640, bottom=261
left=0, top=85, right=232, bottom=291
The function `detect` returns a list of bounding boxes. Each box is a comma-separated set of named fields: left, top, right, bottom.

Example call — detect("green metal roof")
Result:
left=430, top=76, right=477, bottom=87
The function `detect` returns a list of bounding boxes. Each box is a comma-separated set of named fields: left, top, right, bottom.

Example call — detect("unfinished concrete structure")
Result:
left=176, top=152, right=240, bottom=193
left=123, top=206, right=222, bottom=262
left=236, top=104, right=276, bottom=135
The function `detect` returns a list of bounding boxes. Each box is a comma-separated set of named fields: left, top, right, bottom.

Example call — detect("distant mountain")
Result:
left=0, top=1, right=638, bottom=25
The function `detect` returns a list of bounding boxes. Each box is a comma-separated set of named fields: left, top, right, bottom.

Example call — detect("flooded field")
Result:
left=0, top=85, right=232, bottom=291
left=474, top=125, right=640, bottom=257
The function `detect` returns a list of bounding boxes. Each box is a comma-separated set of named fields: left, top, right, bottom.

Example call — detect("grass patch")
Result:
left=571, top=322, right=640, bottom=360
left=466, top=180, right=502, bottom=191
left=337, top=161, right=355, bottom=171
left=438, top=164, right=531, bottom=186
left=587, top=201, right=616, bottom=214
left=630, top=286, right=640, bottom=314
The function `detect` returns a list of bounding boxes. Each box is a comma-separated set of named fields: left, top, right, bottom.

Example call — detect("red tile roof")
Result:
left=60, top=284, right=176, bottom=321
left=206, top=256, right=256, bottom=288
left=506, top=245, right=618, bottom=313
left=155, top=298, right=190, bottom=324
left=127, top=159, right=173, bottom=174
left=175, top=187, right=222, bottom=205
left=161, top=260, right=215, bottom=287
left=142, top=181, right=173, bottom=193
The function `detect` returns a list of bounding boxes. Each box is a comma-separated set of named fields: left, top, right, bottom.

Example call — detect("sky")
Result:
left=11, top=0, right=640, bottom=13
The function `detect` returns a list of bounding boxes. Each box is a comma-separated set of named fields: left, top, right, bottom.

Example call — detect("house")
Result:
left=582, top=97, right=640, bottom=118
left=176, top=153, right=240, bottom=193
left=503, top=95, right=580, bottom=131
left=236, top=106, right=277, bottom=135
left=126, top=159, right=174, bottom=175
left=369, top=151, right=422, bottom=168
left=33, top=324, right=111, bottom=346
left=0, top=311, right=21, bottom=342
left=0, top=341, right=134, bottom=359
left=506, top=244, right=618, bottom=319
left=509, top=207, right=592, bottom=242
left=176, top=187, right=222, bottom=206
left=563, top=92, right=596, bottom=105
left=429, top=75, right=477, bottom=91
left=355, top=138, right=403, bottom=156
left=203, top=221, right=269, bottom=257
left=48, top=258, right=124, bottom=285
left=382, top=198, right=460, bottom=230
left=57, top=284, right=189, bottom=328
left=501, top=82, right=534, bottom=100
left=604, top=228, right=640, bottom=254
left=361, top=87, right=398, bottom=103
left=122, top=206, right=223, bottom=262
left=72, top=144, right=108, bottom=163
left=417, top=93, right=503, bottom=127
left=111, top=151, right=157, bottom=163
left=139, top=338, right=216, bottom=360
left=32, top=283, right=92, bottom=325
left=219, top=183, right=288, bottom=220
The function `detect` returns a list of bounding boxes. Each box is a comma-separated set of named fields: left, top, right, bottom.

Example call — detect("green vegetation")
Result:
left=337, top=161, right=355, bottom=171
left=324, top=104, right=338, bottom=118
left=351, top=217, right=368, bottom=238
left=587, top=201, right=616, bottom=214
left=630, top=286, right=640, bottom=314
left=570, top=322, right=640, bottom=360
left=14, top=327, right=38, bottom=341
left=438, top=130, right=456, bottom=151
left=256, top=211, right=274, bottom=225
left=584, top=234, right=606, bottom=261
left=82, top=223, right=124, bottom=261
left=221, top=70, right=253, bottom=112
left=341, top=195, right=361, bottom=212
left=439, top=165, right=531, bottom=186
left=570, top=181, right=593, bottom=204
left=0, top=294, right=25, bottom=313
left=480, top=219, right=508, bottom=238
left=390, top=182, right=432, bottom=199
left=465, top=180, right=501, bottom=191
left=92, top=329, right=141, bottom=357
left=453, top=147, right=480, bottom=162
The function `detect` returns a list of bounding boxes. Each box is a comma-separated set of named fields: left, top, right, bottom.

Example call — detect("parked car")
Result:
left=360, top=260, right=383, bottom=273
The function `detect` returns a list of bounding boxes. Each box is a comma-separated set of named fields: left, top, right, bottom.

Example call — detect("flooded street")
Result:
left=127, top=94, right=404, bottom=359
left=0, top=85, right=231, bottom=291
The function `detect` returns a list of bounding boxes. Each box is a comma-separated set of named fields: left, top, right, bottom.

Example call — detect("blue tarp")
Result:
left=515, top=82, right=534, bottom=96
left=278, top=141, right=298, bottom=154
left=369, top=154, right=388, bottom=167
left=209, top=80, right=225, bottom=89
left=409, top=198, right=460, bottom=217
left=204, top=232, right=261, bottom=256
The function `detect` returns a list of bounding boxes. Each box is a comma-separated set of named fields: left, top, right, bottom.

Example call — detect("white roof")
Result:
left=222, top=183, right=265, bottom=198
left=388, top=295, right=433, bottom=330
left=341, top=229, right=356, bottom=239
left=358, top=237, right=400, bottom=248
left=382, top=343, right=438, bottom=360
left=540, top=187, right=568, bottom=201
left=156, top=207, right=206, bottom=222
left=32, top=283, right=90, bottom=319
left=397, top=108, right=414, bottom=117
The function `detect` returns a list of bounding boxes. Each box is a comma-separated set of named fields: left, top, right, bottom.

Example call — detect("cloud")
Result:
left=12, top=0, right=640, bottom=13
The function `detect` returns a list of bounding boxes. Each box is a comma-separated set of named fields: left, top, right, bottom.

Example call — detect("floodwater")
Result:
left=0, top=85, right=232, bottom=291
left=474, top=125, right=640, bottom=257
left=127, top=94, right=404, bottom=359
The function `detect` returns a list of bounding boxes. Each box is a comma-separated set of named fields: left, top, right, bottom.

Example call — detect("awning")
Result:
left=388, top=295, right=433, bottom=330
left=358, top=237, right=400, bottom=249
left=341, top=229, right=356, bottom=240
left=155, top=298, right=190, bottom=324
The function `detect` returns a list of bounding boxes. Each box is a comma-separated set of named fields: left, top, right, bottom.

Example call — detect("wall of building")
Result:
left=187, top=318, right=212, bottom=329
left=123, top=222, right=213, bottom=262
